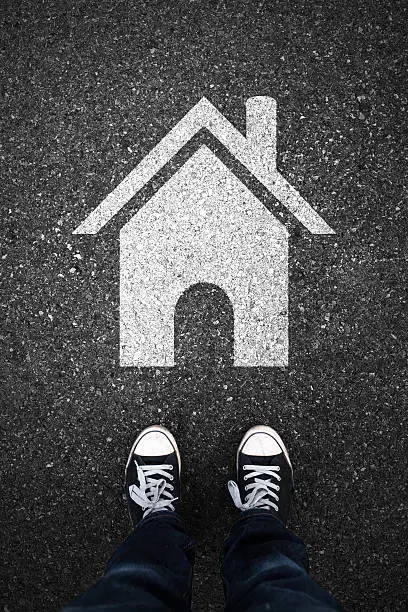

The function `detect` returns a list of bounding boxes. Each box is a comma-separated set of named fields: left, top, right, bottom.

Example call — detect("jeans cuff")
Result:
left=237, top=508, right=284, bottom=523
left=137, top=509, right=184, bottom=529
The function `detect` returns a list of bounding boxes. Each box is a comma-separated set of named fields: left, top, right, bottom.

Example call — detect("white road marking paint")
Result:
left=74, top=97, right=335, bottom=367
left=120, top=146, right=288, bottom=367
left=73, top=97, right=335, bottom=235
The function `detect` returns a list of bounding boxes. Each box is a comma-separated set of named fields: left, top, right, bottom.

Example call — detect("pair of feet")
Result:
left=125, top=425, right=294, bottom=527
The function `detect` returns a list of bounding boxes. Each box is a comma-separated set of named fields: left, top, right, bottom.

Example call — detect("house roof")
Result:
left=73, top=97, right=334, bottom=235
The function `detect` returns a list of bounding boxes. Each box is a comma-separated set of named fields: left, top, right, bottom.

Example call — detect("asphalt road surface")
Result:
left=1, top=1, right=407, bottom=610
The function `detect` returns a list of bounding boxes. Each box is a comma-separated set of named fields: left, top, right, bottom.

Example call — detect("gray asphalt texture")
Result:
left=1, top=0, right=407, bottom=610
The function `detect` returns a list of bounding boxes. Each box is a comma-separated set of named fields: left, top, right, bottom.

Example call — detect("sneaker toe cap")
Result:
left=242, top=432, right=282, bottom=456
left=135, top=431, right=175, bottom=456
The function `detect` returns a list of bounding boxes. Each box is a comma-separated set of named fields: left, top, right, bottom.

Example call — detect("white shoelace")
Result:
left=129, top=462, right=178, bottom=517
left=228, top=465, right=281, bottom=512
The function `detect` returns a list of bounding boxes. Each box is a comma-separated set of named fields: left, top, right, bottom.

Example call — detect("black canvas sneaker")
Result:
left=228, top=425, right=294, bottom=526
left=124, top=425, right=181, bottom=527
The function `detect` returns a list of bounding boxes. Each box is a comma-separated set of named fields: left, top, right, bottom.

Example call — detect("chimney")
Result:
left=246, top=96, right=277, bottom=171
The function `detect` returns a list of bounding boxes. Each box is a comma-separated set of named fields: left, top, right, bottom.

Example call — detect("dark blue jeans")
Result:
left=63, top=510, right=343, bottom=611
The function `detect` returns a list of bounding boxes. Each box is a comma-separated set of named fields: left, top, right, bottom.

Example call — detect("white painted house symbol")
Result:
left=74, top=97, right=334, bottom=367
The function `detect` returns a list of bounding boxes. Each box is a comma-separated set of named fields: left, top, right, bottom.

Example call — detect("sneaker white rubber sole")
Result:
left=237, top=425, right=293, bottom=473
left=125, top=425, right=181, bottom=475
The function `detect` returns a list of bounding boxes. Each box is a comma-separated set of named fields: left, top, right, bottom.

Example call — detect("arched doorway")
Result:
left=174, top=283, right=234, bottom=368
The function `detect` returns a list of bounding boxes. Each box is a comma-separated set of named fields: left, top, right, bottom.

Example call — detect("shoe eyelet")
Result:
left=245, top=485, right=249, bottom=491
left=169, top=465, right=174, bottom=470
left=243, top=466, right=248, bottom=470
left=276, top=466, right=280, bottom=471
left=169, top=475, right=174, bottom=481
left=243, top=475, right=248, bottom=481
left=169, top=485, right=174, bottom=491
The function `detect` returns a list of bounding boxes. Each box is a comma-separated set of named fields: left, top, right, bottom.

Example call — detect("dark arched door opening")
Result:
left=174, top=283, right=234, bottom=368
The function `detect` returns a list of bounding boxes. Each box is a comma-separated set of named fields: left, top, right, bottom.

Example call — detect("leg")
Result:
left=64, top=511, right=194, bottom=611
left=224, top=425, right=344, bottom=611
left=63, top=426, right=194, bottom=611
left=222, top=510, right=342, bottom=611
